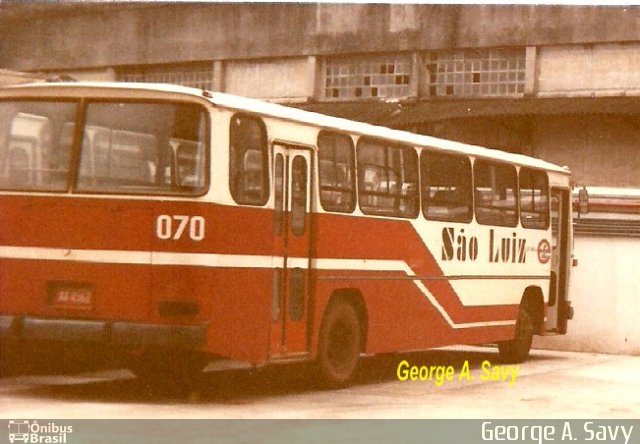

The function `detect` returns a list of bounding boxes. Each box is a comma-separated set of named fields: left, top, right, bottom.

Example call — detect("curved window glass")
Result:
left=229, top=114, right=269, bottom=205
left=317, top=131, right=355, bottom=213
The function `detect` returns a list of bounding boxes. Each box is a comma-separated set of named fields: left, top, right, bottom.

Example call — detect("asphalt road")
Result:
left=1, top=346, right=638, bottom=420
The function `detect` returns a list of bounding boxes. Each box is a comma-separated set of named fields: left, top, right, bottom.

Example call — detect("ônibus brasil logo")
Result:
left=7, top=420, right=73, bottom=443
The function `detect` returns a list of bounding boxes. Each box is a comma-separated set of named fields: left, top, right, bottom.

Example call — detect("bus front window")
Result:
left=76, top=101, right=207, bottom=195
left=0, top=101, right=77, bottom=191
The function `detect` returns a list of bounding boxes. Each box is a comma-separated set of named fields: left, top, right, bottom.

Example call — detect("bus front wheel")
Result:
left=498, top=308, right=534, bottom=363
left=316, top=302, right=361, bottom=388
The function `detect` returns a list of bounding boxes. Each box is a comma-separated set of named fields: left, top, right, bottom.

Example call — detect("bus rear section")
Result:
left=0, top=91, right=222, bottom=381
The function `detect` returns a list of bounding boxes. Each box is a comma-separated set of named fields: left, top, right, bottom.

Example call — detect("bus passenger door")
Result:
left=270, top=144, right=312, bottom=358
left=546, top=188, right=571, bottom=334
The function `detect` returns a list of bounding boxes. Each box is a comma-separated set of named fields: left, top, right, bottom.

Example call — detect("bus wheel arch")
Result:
left=521, top=286, right=544, bottom=333
left=498, top=287, right=543, bottom=363
left=315, top=289, right=368, bottom=387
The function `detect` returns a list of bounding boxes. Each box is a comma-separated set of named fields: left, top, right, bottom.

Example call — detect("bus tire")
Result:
left=316, top=302, right=361, bottom=388
left=498, top=308, right=534, bottom=363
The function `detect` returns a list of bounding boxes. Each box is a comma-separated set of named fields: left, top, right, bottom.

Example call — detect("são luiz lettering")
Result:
left=396, top=359, right=519, bottom=386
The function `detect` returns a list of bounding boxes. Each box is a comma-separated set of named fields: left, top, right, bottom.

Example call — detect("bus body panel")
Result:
left=1, top=195, right=154, bottom=322
left=310, top=211, right=532, bottom=355
left=0, top=194, right=278, bottom=365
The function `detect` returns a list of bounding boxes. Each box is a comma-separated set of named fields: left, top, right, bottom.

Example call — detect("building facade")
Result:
left=2, top=4, right=640, bottom=191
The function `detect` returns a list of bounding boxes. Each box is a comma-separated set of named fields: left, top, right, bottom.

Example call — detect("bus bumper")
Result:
left=0, top=315, right=206, bottom=350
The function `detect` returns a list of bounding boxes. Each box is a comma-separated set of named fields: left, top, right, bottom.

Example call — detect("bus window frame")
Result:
left=229, top=112, right=270, bottom=206
left=317, top=130, right=356, bottom=214
left=519, top=166, right=550, bottom=230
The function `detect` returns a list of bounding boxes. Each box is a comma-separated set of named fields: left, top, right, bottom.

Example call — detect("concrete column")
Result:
left=410, top=52, right=423, bottom=98
left=524, top=46, right=537, bottom=97
left=308, top=55, right=323, bottom=101
left=212, top=60, right=225, bottom=92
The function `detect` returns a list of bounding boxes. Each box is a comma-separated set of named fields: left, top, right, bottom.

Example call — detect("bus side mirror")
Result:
left=578, top=187, right=589, bottom=215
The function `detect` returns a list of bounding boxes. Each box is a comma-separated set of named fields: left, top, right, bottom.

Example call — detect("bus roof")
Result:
left=1, top=81, right=570, bottom=174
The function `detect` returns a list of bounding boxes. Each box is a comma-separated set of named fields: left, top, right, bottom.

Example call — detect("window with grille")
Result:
left=426, top=48, right=525, bottom=97
left=324, top=54, right=412, bottom=100
left=119, top=63, right=215, bottom=91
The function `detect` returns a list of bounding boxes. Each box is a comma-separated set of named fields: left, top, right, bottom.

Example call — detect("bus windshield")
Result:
left=0, top=101, right=76, bottom=191
left=0, top=100, right=208, bottom=195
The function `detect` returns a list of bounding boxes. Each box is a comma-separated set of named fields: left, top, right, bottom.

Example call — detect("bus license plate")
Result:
left=52, top=286, right=94, bottom=309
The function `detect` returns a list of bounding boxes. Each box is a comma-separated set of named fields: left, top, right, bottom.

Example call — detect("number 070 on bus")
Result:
left=0, top=82, right=574, bottom=386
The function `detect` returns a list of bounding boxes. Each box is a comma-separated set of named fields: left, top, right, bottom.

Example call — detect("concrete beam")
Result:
left=3, top=5, right=640, bottom=72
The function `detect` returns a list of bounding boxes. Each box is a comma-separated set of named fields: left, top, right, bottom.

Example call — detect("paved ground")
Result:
left=1, top=346, right=639, bottom=419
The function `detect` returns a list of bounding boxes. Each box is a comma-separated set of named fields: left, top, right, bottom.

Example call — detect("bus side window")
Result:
left=317, top=131, right=356, bottom=213
left=519, top=167, right=550, bottom=229
left=229, top=114, right=269, bottom=205
left=474, top=160, right=518, bottom=227
left=421, top=150, right=473, bottom=223
left=357, top=138, right=419, bottom=218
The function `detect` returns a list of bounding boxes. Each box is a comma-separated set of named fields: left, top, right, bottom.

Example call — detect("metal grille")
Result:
left=426, top=48, right=525, bottom=98
left=324, top=54, right=412, bottom=100
left=574, top=219, right=640, bottom=237
left=119, top=63, right=215, bottom=91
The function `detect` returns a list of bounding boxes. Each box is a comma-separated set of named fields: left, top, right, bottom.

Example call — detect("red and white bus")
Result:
left=0, top=83, right=574, bottom=386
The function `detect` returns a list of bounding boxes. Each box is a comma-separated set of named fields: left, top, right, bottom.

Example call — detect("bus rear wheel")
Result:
left=316, top=302, right=361, bottom=388
left=498, top=308, right=534, bottom=363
